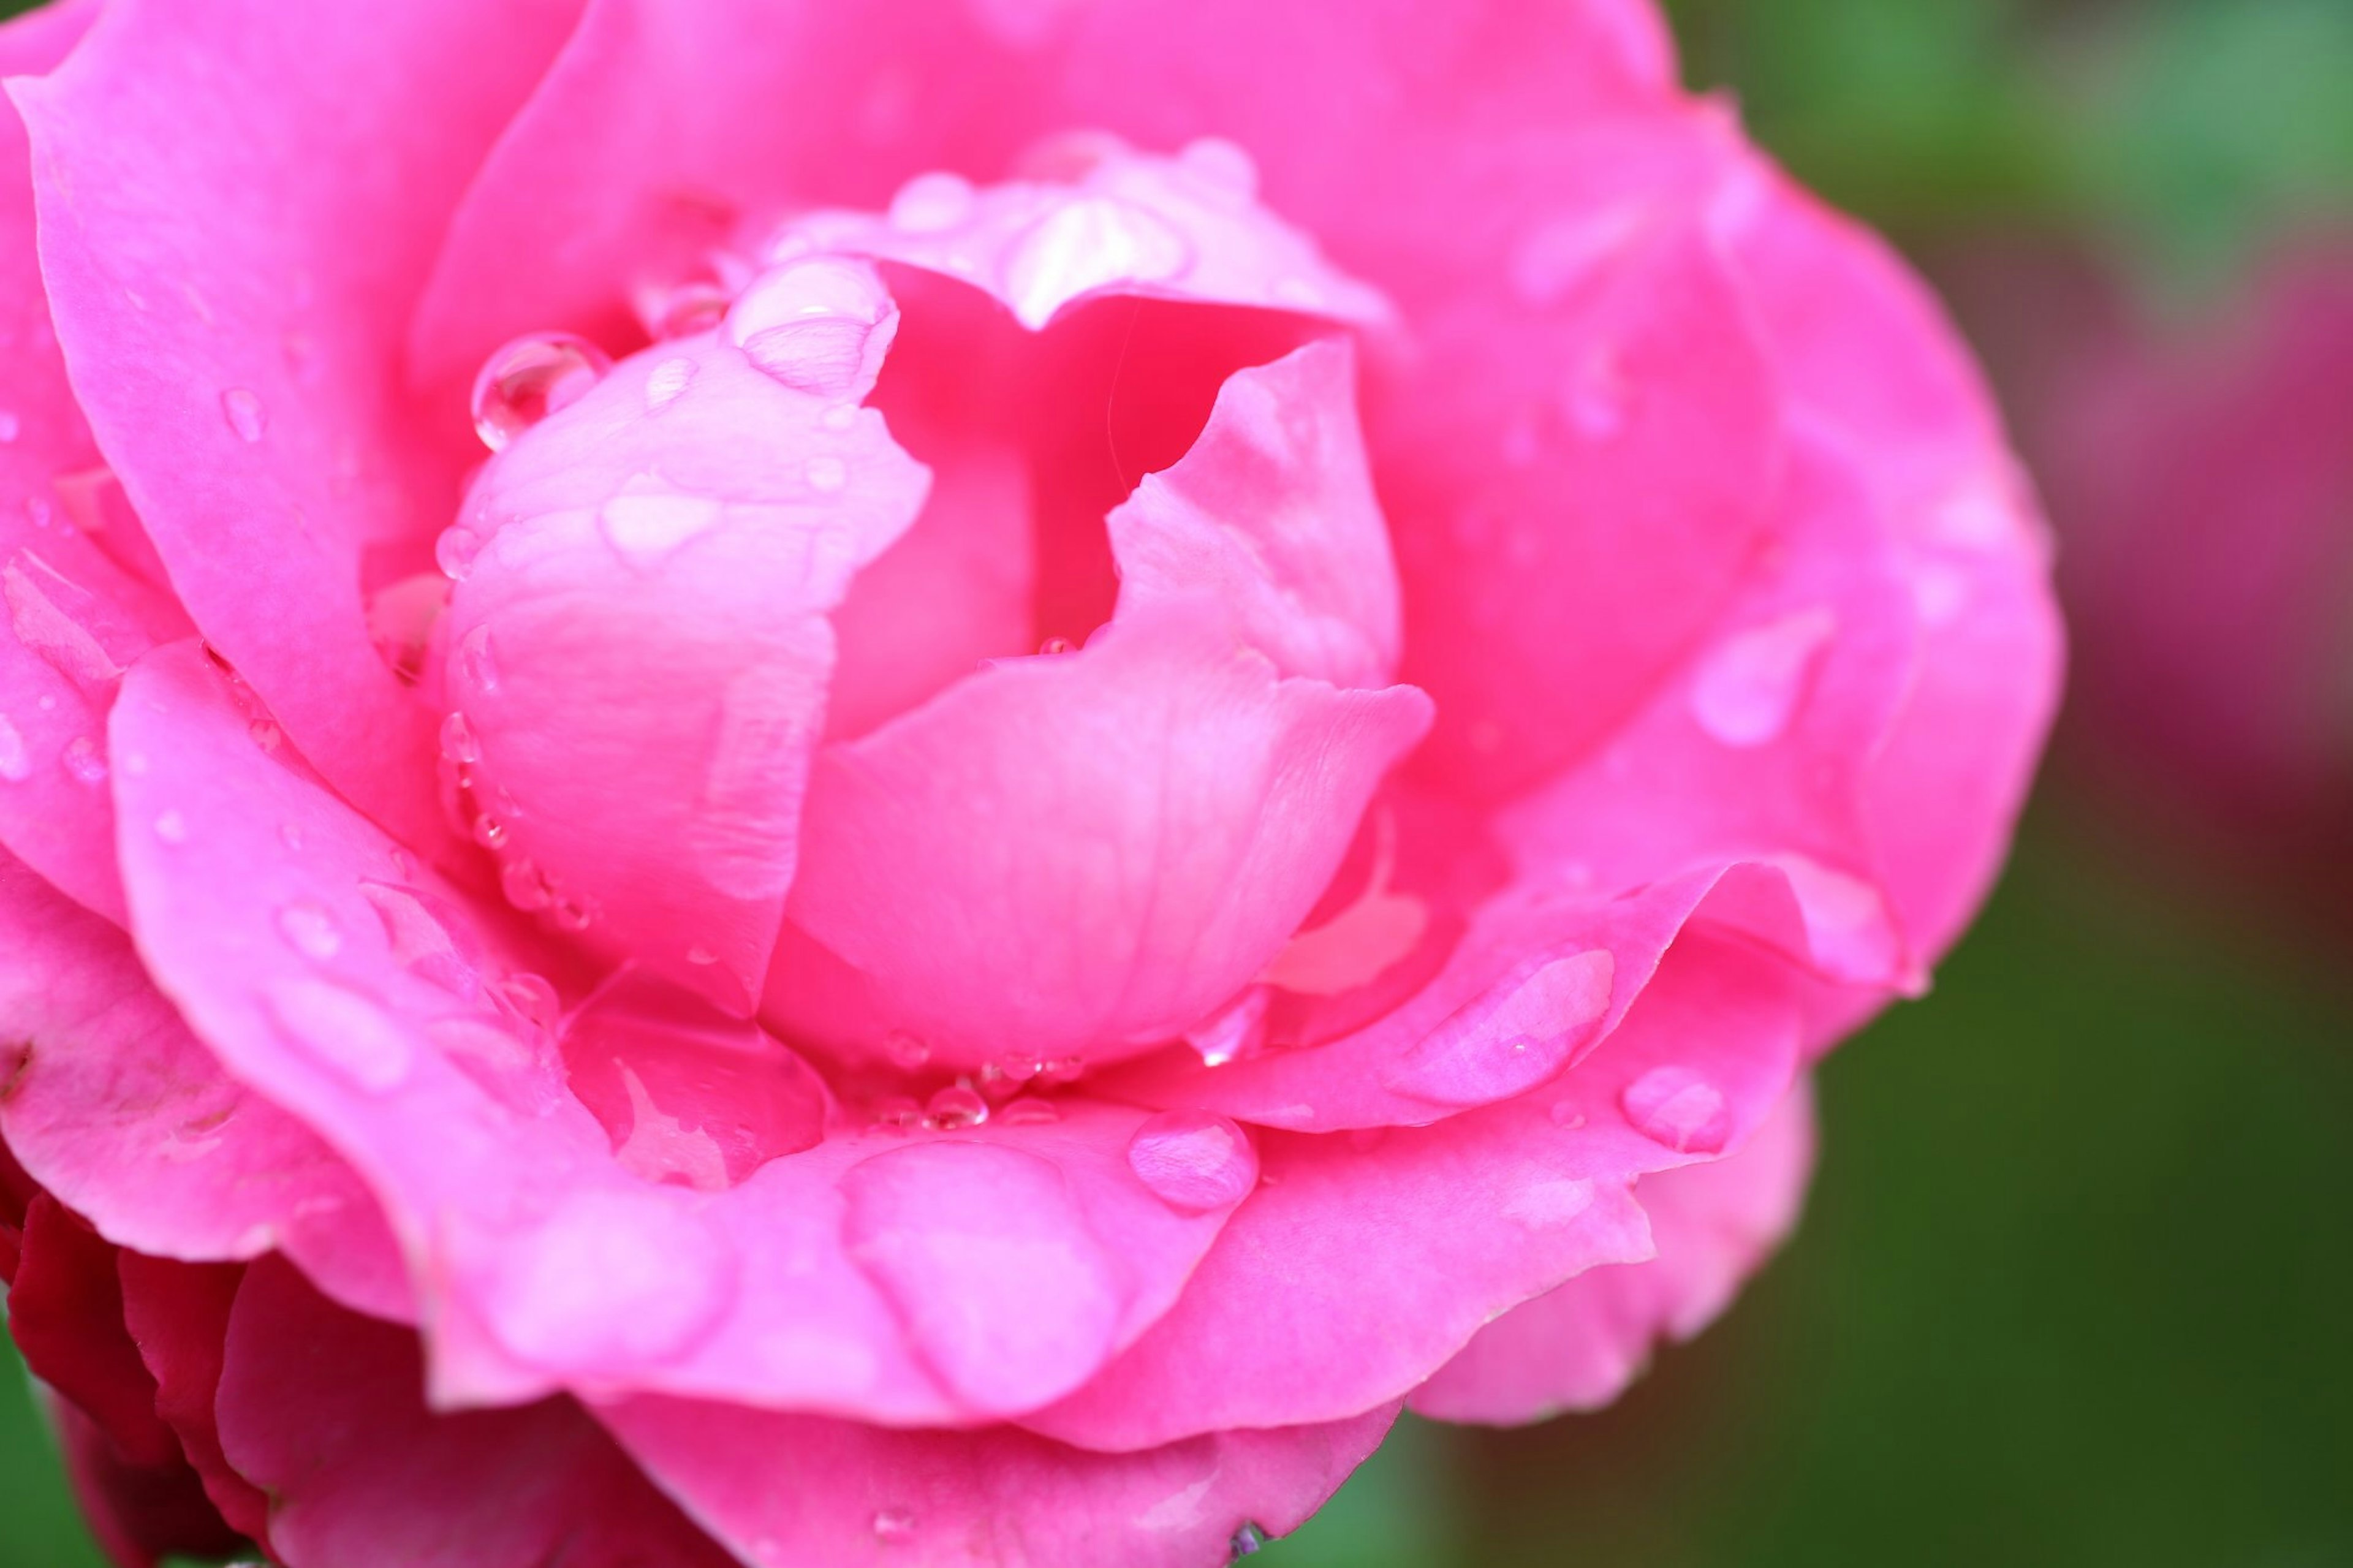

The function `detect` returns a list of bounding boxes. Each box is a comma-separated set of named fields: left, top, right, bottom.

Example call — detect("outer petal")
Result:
left=10, top=0, right=582, bottom=853
left=0, top=848, right=406, bottom=1320
left=45, top=1393, right=242, bottom=1568
left=110, top=643, right=1250, bottom=1424
left=216, top=1256, right=736, bottom=1568
left=602, top=1395, right=1395, bottom=1568
left=442, top=322, right=930, bottom=1009
left=1411, top=1083, right=1815, bottom=1423
left=1025, top=930, right=1800, bottom=1450
left=116, top=1255, right=273, bottom=1548
left=0, top=0, right=189, bottom=921
left=9, top=1194, right=179, bottom=1470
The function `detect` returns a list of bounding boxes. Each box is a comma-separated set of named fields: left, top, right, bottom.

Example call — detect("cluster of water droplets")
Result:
left=434, top=707, right=596, bottom=934
left=866, top=1036, right=1086, bottom=1134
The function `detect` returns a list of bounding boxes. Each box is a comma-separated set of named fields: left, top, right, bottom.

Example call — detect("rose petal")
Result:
left=11, top=0, right=582, bottom=852
left=1411, top=1083, right=1816, bottom=1422
left=117, top=1254, right=273, bottom=1548
left=602, top=1393, right=1395, bottom=1568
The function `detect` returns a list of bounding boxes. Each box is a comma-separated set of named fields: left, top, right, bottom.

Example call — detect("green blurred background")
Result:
left=4, top=1, right=2349, bottom=1564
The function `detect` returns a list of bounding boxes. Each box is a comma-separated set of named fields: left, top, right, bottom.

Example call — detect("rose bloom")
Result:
left=0, top=1, right=2059, bottom=1564
left=2031, top=244, right=2353, bottom=882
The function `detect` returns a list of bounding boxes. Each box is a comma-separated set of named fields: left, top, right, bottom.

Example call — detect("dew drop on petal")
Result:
left=871, top=1096, right=926, bottom=1132
left=152, top=809, right=188, bottom=846
left=455, top=624, right=501, bottom=694
left=471, top=813, right=508, bottom=850
left=471, top=333, right=612, bottom=452
left=500, top=857, right=554, bottom=913
left=1618, top=1064, right=1730, bottom=1155
left=249, top=718, right=282, bottom=752
left=1178, top=137, right=1259, bottom=200
left=1380, top=950, right=1614, bottom=1106
left=1127, top=1109, right=1259, bottom=1213
left=1690, top=607, right=1838, bottom=748
left=599, top=489, right=722, bottom=563
left=219, top=387, right=267, bottom=444
left=644, top=355, right=699, bottom=411
left=925, top=1084, right=990, bottom=1130
left=0, top=410, right=19, bottom=444
left=551, top=893, right=594, bottom=934
left=805, top=455, right=848, bottom=493
left=274, top=901, right=343, bottom=961
left=883, top=1032, right=931, bottom=1072
left=887, top=170, right=977, bottom=232
left=439, top=711, right=482, bottom=765
left=496, top=971, right=563, bottom=1036
left=1230, top=1522, right=1271, bottom=1558
left=435, top=523, right=486, bottom=582
left=263, top=975, right=414, bottom=1094
left=727, top=257, right=896, bottom=401
left=685, top=945, right=719, bottom=968
left=871, top=1509, right=918, bottom=1543
left=1004, top=197, right=1191, bottom=330
left=0, top=716, right=28, bottom=782
left=997, top=1098, right=1060, bottom=1126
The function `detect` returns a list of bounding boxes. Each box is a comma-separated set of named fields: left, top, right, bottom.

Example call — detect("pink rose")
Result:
left=0, top=1, right=2059, bottom=1563
left=2034, top=244, right=2353, bottom=884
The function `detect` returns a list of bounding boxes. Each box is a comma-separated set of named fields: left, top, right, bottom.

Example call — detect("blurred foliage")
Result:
left=4, top=1, right=2352, bottom=1566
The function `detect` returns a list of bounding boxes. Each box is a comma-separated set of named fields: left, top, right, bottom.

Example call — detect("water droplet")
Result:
left=841, top=1142, right=1122, bottom=1412
left=219, top=387, right=267, bottom=443
left=471, top=812, right=509, bottom=850
left=644, top=282, right=731, bottom=341
left=871, top=1096, right=926, bottom=1132
left=496, top=971, right=562, bottom=1036
left=274, top=901, right=343, bottom=961
left=685, top=945, right=719, bottom=967
left=1178, top=137, right=1259, bottom=200
left=1619, top=1064, right=1730, bottom=1155
left=263, top=975, right=413, bottom=1093
left=152, top=809, right=189, bottom=845
left=1690, top=607, right=1837, bottom=748
left=820, top=405, right=855, bottom=432
left=1004, top=197, right=1191, bottom=330
left=1561, top=348, right=1630, bottom=439
left=249, top=718, right=282, bottom=751
left=455, top=624, right=501, bottom=693
left=1548, top=1101, right=1588, bottom=1131
left=884, top=1032, right=931, bottom=1072
left=600, top=488, right=722, bottom=562
left=1037, top=635, right=1074, bottom=656
left=61, top=735, right=106, bottom=786
left=1127, top=1110, right=1258, bottom=1212
left=471, top=333, right=613, bottom=452
left=0, top=716, right=28, bottom=782
left=488, top=1189, right=732, bottom=1365
left=887, top=170, right=977, bottom=232
left=357, top=881, right=477, bottom=998
left=1040, top=1056, right=1085, bottom=1085
left=1380, top=950, right=1615, bottom=1106
left=727, top=257, right=897, bottom=401
left=439, top=711, right=482, bottom=765
left=278, top=820, right=305, bottom=850
left=805, top=456, right=847, bottom=493
left=0, top=410, right=19, bottom=443
left=998, top=1098, right=1060, bottom=1126
left=1230, top=1522, right=1271, bottom=1558
left=645, top=355, right=699, bottom=411
left=1186, top=987, right=1267, bottom=1067
left=551, top=894, right=594, bottom=934
left=871, top=1508, right=918, bottom=1542
left=925, top=1084, right=989, bottom=1130
left=435, top=523, right=486, bottom=581
left=500, top=857, right=554, bottom=913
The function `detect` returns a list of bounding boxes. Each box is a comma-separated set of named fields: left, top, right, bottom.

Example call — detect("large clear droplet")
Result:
left=471, top=333, right=612, bottom=452
left=1127, top=1109, right=1259, bottom=1212
left=1618, top=1064, right=1730, bottom=1155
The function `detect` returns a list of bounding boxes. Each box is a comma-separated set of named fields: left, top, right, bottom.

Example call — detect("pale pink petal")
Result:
left=440, top=322, right=929, bottom=1009
left=602, top=1394, right=1395, bottom=1568
left=0, top=848, right=406, bottom=1320
left=216, top=1256, right=737, bottom=1568
left=1025, top=931, right=1800, bottom=1450
left=1411, top=1083, right=1816, bottom=1423
left=10, top=0, right=582, bottom=853
left=112, top=643, right=1246, bottom=1423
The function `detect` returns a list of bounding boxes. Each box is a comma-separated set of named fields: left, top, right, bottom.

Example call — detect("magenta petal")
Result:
left=216, top=1255, right=736, bottom=1568
left=781, top=612, right=1430, bottom=1070
left=602, top=1393, right=1395, bottom=1568
left=1411, top=1084, right=1816, bottom=1423
left=10, top=0, right=582, bottom=853
left=1025, top=931, right=1800, bottom=1450
left=0, top=849, right=406, bottom=1321
left=116, top=1256, right=273, bottom=1549
left=442, top=333, right=930, bottom=1007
